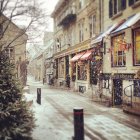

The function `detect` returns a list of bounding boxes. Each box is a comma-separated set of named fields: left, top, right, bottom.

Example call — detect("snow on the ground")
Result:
left=24, top=76, right=140, bottom=140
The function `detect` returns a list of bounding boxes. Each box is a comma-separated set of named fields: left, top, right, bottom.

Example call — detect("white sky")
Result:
left=41, top=0, right=59, bottom=31
left=27, top=0, right=59, bottom=53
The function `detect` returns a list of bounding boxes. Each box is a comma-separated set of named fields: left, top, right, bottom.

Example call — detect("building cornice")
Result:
left=51, top=0, right=67, bottom=17
left=53, top=39, right=91, bottom=59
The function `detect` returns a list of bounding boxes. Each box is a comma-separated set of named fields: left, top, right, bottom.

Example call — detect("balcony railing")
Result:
left=58, top=6, right=76, bottom=26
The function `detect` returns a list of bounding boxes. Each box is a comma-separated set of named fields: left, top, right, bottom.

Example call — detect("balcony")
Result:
left=58, top=6, right=76, bottom=26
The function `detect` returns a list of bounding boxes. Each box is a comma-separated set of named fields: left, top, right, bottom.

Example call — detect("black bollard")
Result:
left=73, top=108, right=84, bottom=140
left=37, top=88, right=41, bottom=105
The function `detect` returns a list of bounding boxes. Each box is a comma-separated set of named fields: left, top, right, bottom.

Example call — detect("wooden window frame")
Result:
left=133, top=27, right=140, bottom=66
left=111, top=33, right=126, bottom=67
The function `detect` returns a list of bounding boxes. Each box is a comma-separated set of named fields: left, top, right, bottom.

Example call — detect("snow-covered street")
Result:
left=24, top=76, right=140, bottom=140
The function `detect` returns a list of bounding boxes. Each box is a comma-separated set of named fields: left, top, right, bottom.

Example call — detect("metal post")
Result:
left=37, top=88, right=41, bottom=105
left=73, top=108, right=84, bottom=140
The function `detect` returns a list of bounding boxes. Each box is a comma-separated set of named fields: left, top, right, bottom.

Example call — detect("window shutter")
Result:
left=114, top=0, right=117, bottom=15
left=121, top=0, right=126, bottom=10
left=109, top=0, right=113, bottom=18
left=129, top=0, right=134, bottom=6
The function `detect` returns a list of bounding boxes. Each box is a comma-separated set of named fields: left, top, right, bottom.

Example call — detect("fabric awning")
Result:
left=112, top=12, right=140, bottom=33
left=91, top=23, right=119, bottom=45
left=80, top=50, right=93, bottom=61
left=70, top=51, right=85, bottom=62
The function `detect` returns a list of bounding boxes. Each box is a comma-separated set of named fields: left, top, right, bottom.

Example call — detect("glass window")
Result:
left=112, top=34, right=126, bottom=67
left=4, top=47, right=14, bottom=59
left=109, top=0, right=126, bottom=18
left=78, top=63, right=87, bottom=81
left=79, top=20, right=84, bottom=42
left=134, top=28, right=140, bottom=65
left=89, top=15, right=96, bottom=38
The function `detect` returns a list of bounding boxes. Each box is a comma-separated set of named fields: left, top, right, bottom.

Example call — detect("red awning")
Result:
left=70, top=52, right=86, bottom=62
left=80, top=50, right=93, bottom=61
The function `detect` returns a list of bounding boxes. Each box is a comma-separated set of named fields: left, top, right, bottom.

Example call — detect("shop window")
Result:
left=109, top=0, right=126, bottom=18
left=89, top=15, right=96, bottom=38
left=71, top=62, right=76, bottom=81
left=134, top=28, right=140, bottom=65
left=112, top=34, right=126, bottom=67
left=90, top=61, right=98, bottom=85
left=78, top=63, right=87, bottom=80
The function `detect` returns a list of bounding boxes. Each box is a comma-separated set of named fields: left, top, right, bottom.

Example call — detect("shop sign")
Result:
left=112, top=73, right=135, bottom=79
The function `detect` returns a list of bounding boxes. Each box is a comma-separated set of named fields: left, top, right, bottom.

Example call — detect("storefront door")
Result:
left=113, top=79, right=123, bottom=105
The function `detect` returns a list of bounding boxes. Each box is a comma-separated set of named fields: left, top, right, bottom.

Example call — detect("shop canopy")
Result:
left=91, top=23, right=119, bottom=46
left=70, top=51, right=86, bottom=62
left=112, top=12, right=140, bottom=33
left=80, top=50, right=93, bottom=61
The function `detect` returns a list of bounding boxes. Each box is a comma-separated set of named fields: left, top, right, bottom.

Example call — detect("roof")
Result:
left=112, top=12, right=140, bottom=33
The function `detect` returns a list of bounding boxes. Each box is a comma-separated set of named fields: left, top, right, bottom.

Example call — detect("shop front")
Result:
left=70, top=50, right=93, bottom=93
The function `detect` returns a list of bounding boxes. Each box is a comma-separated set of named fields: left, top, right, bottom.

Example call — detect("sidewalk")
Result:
left=24, top=76, right=140, bottom=140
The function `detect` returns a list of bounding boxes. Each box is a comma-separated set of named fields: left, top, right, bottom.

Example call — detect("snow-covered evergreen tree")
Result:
left=0, top=52, right=35, bottom=140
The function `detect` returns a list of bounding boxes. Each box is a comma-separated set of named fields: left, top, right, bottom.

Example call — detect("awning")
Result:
left=70, top=51, right=86, bottom=62
left=80, top=50, right=93, bottom=61
left=91, top=23, right=119, bottom=45
left=112, top=12, right=140, bottom=33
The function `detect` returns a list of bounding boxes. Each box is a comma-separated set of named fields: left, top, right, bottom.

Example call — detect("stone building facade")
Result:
left=51, top=0, right=103, bottom=92
left=52, top=0, right=140, bottom=115
left=0, top=14, right=28, bottom=86
left=90, top=0, right=140, bottom=114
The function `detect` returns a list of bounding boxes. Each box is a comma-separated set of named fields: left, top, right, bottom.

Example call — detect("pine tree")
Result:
left=0, top=52, right=35, bottom=140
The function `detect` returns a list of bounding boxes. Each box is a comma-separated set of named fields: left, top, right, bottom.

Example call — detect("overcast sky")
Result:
left=26, top=0, right=59, bottom=51
left=41, top=0, right=59, bottom=31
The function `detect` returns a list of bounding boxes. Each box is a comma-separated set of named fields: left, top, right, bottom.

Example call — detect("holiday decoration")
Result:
left=0, top=52, right=35, bottom=140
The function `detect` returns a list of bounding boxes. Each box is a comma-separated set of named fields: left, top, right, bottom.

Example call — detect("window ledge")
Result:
left=111, top=11, right=123, bottom=20
left=132, top=1, right=140, bottom=9
left=112, top=67, right=127, bottom=70
left=77, top=80, right=88, bottom=83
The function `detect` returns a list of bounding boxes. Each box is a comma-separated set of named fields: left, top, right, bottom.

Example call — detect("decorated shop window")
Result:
left=58, top=58, right=64, bottom=78
left=71, top=62, right=76, bottom=81
left=134, top=28, right=140, bottom=65
left=112, top=34, right=126, bottom=67
left=134, top=80, right=140, bottom=97
left=78, top=62, right=87, bottom=81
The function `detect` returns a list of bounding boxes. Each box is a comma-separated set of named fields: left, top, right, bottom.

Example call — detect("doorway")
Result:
left=113, top=79, right=123, bottom=105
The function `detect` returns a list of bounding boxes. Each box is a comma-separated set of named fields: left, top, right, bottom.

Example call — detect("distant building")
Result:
left=0, top=14, right=28, bottom=86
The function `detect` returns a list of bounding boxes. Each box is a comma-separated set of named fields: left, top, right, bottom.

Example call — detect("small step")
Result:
left=123, top=106, right=140, bottom=116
